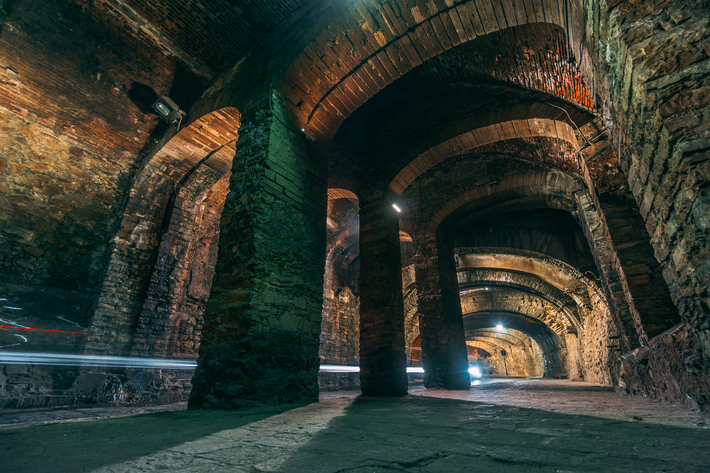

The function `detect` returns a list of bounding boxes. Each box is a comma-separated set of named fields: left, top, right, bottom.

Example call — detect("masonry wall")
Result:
left=132, top=176, right=229, bottom=359
left=319, top=198, right=360, bottom=366
left=0, top=0, right=205, bottom=331
left=584, top=0, right=710, bottom=407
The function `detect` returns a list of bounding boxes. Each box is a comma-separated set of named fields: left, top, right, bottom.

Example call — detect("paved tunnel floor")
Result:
left=2, top=378, right=709, bottom=472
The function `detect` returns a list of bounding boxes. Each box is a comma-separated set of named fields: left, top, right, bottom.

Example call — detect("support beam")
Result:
left=414, top=233, right=471, bottom=390
left=358, top=184, right=408, bottom=396
left=189, top=99, right=327, bottom=408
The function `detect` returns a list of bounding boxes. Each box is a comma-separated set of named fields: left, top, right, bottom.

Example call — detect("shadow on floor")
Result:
left=279, top=395, right=710, bottom=472
left=0, top=403, right=300, bottom=473
left=3, top=390, right=709, bottom=472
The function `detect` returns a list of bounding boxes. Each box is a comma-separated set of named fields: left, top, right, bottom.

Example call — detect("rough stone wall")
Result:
left=467, top=329, right=544, bottom=378
left=132, top=176, right=229, bottom=359
left=619, top=323, right=710, bottom=409
left=189, top=98, right=328, bottom=408
left=0, top=0, right=205, bottom=328
left=583, top=0, right=710, bottom=407
left=320, top=286, right=360, bottom=365
left=402, top=264, right=420, bottom=363
left=0, top=174, right=228, bottom=407
left=168, top=179, right=228, bottom=357
left=319, top=198, right=360, bottom=366
left=579, top=286, right=617, bottom=385
left=485, top=346, right=534, bottom=377
left=85, top=111, right=239, bottom=356
left=596, top=189, right=680, bottom=337
left=0, top=363, right=194, bottom=408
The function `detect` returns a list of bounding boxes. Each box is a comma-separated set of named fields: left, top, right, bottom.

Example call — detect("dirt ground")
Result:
left=2, top=378, right=709, bottom=472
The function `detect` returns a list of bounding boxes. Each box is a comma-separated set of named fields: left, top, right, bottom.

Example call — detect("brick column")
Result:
left=188, top=99, right=327, bottom=408
left=414, top=232, right=470, bottom=389
left=358, top=184, right=408, bottom=396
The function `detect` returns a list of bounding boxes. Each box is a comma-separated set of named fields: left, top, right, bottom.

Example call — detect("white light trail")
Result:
left=320, top=364, right=359, bottom=373
left=0, top=318, right=29, bottom=328
left=0, top=352, right=198, bottom=369
left=0, top=353, right=426, bottom=374
left=56, top=316, right=83, bottom=327
left=320, top=366, right=426, bottom=374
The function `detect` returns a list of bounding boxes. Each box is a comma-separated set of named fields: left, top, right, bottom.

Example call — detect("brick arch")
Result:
left=456, top=248, right=605, bottom=316
left=327, top=188, right=358, bottom=201
left=131, top=174, right=231, bottom=359
left=468, top=331, right=529, bottom=348
left=461, top=306, right=566, bottom=377
left=86, top=107, right=241, bottom=354
left=389, top=118, right=578, bottom=195
left=279, top=0, right=591, bottom=140
left=467, top=337, right=518, bottom=354
left=460, top=287, right=571, bottom=338
left=456, top=247, right=619, bottom=383
left=471, top=327, right=541, bottom=345
left=458, top=268, right=582, bottom=330
left=425, top=165, right=585, bottom=237
left=465, top=332, right=544, bottom=377
left=321, top=190, right=361, bottom=365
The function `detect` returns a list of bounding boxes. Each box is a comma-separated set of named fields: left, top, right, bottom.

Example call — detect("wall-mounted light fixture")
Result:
left=392, top=203, right=402, bottom=213
left=152, top=96, right=186, bottom=130
left=495, top=324, right=505, bottom=332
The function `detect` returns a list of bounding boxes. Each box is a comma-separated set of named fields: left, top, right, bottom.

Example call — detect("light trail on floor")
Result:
left=0, top=353, right=426, bottom=373
left=0, top=352, right=198, bottom=369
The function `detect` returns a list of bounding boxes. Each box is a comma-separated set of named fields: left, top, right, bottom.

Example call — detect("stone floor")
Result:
left=2, top=378, right=710, bottom=472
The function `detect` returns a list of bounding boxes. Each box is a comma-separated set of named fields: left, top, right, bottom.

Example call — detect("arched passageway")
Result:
left=2, top=0, right=708, bottom=414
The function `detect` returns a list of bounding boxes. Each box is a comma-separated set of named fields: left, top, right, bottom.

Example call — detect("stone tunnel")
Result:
left=1, top=0, right=710, bottom=470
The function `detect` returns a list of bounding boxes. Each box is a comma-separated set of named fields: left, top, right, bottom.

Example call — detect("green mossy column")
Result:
left=189, top=101, right=327, bottom=408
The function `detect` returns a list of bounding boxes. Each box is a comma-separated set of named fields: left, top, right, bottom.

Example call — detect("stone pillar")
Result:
left=414, top=233, right=470, bottom=389
left=358, top=183, right=408, bottom=396
left=188, top=100, right=327, bottom=409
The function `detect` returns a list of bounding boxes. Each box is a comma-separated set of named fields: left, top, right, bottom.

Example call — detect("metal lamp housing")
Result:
left=151, top=96, right=186, bottom=127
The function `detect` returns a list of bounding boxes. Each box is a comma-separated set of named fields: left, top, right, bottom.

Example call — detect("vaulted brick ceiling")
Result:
left=279, top=0, right=591, bottom=139
left=327, top=23, right=593, bottom=191
left=95, top=0, right=311, bottom=77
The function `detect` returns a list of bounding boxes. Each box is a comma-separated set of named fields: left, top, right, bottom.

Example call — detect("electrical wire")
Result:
left=545, top=101, right=589, bottom=145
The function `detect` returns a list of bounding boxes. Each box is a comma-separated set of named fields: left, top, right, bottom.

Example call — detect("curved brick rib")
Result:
left=87, top=108, right=241, bottom=355
left=458, top=268, right=582, bottom=329
left=456, top=249, right=602, bottom=313
left=389, top=119, right=578, bottom=195
left=460, top=287, right=569, bottom=338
